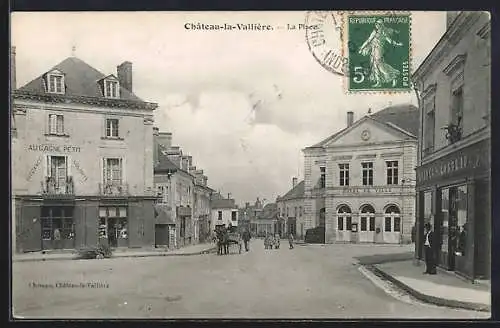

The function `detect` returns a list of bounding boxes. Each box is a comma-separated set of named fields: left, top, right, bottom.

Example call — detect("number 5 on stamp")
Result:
left=347, top=13, right=411, bottom=92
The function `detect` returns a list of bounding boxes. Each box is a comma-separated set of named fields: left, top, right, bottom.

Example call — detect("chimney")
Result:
left=117, top=61, right=133, bottom=92
left=347, top=111, right=354, bottom=127
left=11, top=46, right=16, bottom=90
left=153, top=127, right=160, bottom=164
left=292, top=177, right=298, bottom=188
left=157, top=132, right=172, bottom=150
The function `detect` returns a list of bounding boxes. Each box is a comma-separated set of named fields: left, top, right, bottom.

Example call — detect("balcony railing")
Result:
left=41, top=176, right=75, bottom=196
left=99, top=182, right=129, bottom=196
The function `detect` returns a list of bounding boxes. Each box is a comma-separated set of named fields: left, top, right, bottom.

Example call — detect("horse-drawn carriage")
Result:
left=226, top=231, right=243, bottom=254
left=215, top=225, right=242, bottom=255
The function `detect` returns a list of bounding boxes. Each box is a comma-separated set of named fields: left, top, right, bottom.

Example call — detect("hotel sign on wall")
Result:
left=27, top=144, right=81, bottom=153
left=416, top=140, right=490, bottom=185
left=340, top=186, right=396, bottom=194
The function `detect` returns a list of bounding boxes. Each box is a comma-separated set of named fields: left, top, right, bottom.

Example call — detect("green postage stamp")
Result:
left=346, top=13, right=411, bottom=92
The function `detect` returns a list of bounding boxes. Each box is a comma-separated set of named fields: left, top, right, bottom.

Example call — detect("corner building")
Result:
left=412, top=12, right=491, bottom=280
left=303, top=105, right=418, bottom=244
left=12, top=56, right=158, bottom=252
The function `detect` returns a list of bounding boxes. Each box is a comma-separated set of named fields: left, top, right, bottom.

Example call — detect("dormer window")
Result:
left=105, top=80, right=119, bottom=98
left=46, top=70, right=65, bottom=94
left=101, top=75, right=120, bottom=99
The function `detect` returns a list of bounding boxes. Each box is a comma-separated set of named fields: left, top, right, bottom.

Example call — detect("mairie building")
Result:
left=12, top=53, right=158, bottom=253
left=303, top=105, right=419, bottom=244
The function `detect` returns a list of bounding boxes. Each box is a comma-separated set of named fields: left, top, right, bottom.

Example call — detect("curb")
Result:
left=13, top=247, right=217, bottom=263
left=366, top=264, right=491, bottom=313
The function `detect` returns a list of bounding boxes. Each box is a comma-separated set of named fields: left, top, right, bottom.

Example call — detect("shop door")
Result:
left=447, top=187, right=459, bottom=271
left=155, top=224, right=169, bottom=246
left=18, top=203, right=42, bottom=252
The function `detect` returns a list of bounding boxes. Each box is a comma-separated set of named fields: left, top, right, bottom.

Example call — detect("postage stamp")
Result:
left=346, top=13, right=411, bottom=92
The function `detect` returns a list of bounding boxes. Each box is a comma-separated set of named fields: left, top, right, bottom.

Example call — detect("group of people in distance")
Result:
left=264, top=233, right=295, bottom=250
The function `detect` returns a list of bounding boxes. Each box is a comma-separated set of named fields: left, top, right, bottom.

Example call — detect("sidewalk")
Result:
left=12, top=243, right=216, bottom=263
left=366, top=259, right=491, bottom=313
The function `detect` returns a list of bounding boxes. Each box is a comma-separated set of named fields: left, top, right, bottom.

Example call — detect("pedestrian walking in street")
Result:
left=423, top=223, right=437, bottom=274
left=223, top=227, right=229, bottom=255
left=242, top=228, right=251, bottom=252
left=288, top=233, right=294, bottom=249
left=216, top=228, right=224, bottom=255
left=53, top=228, right=61, bottom=249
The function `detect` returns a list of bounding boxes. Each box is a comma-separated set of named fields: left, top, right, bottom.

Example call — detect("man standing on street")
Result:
left=288, top=233, right=294, bottom=249
left=242, top=228, right=251, bottom=252
left=423, top=223, right=437, bottom=274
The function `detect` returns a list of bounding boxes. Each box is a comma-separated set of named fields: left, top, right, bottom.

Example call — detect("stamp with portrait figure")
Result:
left=346, top=13, right=411, bottom=92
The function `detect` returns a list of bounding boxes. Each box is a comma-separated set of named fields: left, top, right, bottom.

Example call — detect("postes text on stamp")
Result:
left=346, top=13, right=411, bottom=92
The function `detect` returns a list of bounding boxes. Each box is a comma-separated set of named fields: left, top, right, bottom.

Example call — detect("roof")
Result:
left=18, top=57, right=144, bottom=102
left=279, top=180, right=305, bottom=201
left=309, top=104, right=418, bottom=148
left=258, top=203, right=279, bottom=220
left=154, top=149, right=178, bottom=173
left=369, top=104, right=419, bottom=136
left=211, top=198, right=236, bottom=209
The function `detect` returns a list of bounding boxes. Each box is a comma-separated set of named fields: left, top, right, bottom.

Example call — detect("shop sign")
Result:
left=417, top=141, right=490, bottom=184
left=341, top=186, right=395, bottom=194
left=27, top=143, right=81, bottom=153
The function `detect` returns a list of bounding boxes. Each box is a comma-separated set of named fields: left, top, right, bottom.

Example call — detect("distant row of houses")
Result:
left=11, top=49, right=240, bottom=253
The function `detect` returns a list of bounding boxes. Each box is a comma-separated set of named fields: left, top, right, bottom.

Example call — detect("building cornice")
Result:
left=421, top=83, right=437, bottom=99
left=443, top=54, right=467, bottom=76
left=12, top=90, right=158, bottom=111
left=412, top=12, right=480, bottom=81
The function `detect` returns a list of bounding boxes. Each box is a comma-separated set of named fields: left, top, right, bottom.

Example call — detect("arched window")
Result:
left=384, top=205, right=401, bottom=232
left=360, top=204, right=376, bottom=232
left=319, top=208, right=326, bottom=227
left=337, top=205, right=352, bottom=231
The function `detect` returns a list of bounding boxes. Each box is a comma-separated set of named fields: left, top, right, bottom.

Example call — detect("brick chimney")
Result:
left=117, top=61, right=133, bottom=92
left=347, top=111, right=354, bottom=127
left=11, top=46, right=16, bottom=90
left=292, top=177, right=298, bottom=188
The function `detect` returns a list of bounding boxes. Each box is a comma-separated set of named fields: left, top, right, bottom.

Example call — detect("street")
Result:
left=12, top=241, right=488, bottom=319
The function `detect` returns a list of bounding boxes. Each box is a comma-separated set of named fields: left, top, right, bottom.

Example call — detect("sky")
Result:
left=11, top=11, right=446, bottom=206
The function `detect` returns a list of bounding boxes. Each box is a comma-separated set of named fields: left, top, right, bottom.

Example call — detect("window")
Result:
left=451, top=87, right=464, bottom=131
left=384, top=205, right=401, bottom=232
left=105, top=80, right=119, bottom=98
left=48, top=114, right=65, bottom=135
left=424, top=97, right=436, bottom=154
left=386, top=161, right=399, bottom=185
left=218, top=211, right=222, bottom=220
left=299, top=206, right=302, bottom=217
left=294, top=207, right=297, bottom=217
left=320, top=167, right=326, bottom=188
left=45, top=156, right=69, bottom=194
left=105, top=118, right=120, bottom=138
left=157, top=185, right=168, bottom=203
left=231, top=211, right=237, bottom=221
left=103, top=158, right=123, bottom=186
left=337, top=205, right=352, bottom=231
left=339, top=163, right=349, bottom=186
left=41, top=206, right=74, bottom=241
left=362, top=162, right=373, bottom=186
left=286, top=207, right=289, bottom=217
left=48, top=74, right=64, bottom=94
left=360, top=205, right=375, bottom=232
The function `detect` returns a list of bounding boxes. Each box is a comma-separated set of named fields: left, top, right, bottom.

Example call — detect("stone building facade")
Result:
left=303, top=105, right=419, bottom=244
left=277, top=178, right=306, bottom=239
left=413, top=11, right=491, bottom=280
left=12, top=55, right=158, bottom=252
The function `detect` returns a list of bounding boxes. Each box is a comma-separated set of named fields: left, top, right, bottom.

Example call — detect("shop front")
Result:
left=416, top=139, right=491, bottom=280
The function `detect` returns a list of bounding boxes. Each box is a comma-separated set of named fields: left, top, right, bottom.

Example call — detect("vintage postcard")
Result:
left=10, top=11, right=491, bottom=319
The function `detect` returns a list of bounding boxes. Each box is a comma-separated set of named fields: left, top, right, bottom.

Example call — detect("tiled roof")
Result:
left=211, top=198, right=236, bottom=209
left=309, top=104, right=418, bottom=148
left=154, top=150, right=178, bottom=173
left=279, top=181, right=305, bottom=201
left=258, top=203, right=279, bottom=220
left=369, top=104, right=419, bottom=137
left=18, top=57, right=144, bottom=102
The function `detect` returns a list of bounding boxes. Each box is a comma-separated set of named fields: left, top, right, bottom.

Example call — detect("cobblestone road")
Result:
left=12, top=241, right=489, bottom=319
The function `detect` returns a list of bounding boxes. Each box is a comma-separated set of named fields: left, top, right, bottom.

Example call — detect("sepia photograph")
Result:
left=10, top=10, right=491, bottom=319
